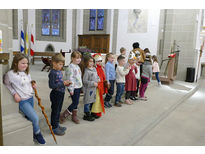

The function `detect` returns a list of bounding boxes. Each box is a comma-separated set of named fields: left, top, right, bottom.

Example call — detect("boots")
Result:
left=60, top=109, right=71, bottom=124
left=84, top=112, right=95, bottom=121
left=72, top=109, right=80, bottom=124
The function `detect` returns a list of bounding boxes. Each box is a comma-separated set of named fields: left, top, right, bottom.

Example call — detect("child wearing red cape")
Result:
left=91, top=53, right=108, bottom=118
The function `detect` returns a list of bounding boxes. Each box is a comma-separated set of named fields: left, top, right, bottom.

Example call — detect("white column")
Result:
left=75, top=9, right=84, bottom=49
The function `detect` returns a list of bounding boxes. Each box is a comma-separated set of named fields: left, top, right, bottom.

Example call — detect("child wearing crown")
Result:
left=125, top=52, right=138, bottom=105
left=91, top=53, right=107, bottom=118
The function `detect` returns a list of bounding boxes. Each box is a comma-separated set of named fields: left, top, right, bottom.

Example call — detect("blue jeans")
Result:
left=50, top=90, right=65, bottom=129
left=67, top=88, right=81, bottom=112
left=104, top=80, right=115, bottom=102
left=19, top=97, right=40, bottom=134
left=155, top=72, right=160, bottom=83
left=84, top=103, right=93, bottom=113
left=115, top=83, right=125, bottom=103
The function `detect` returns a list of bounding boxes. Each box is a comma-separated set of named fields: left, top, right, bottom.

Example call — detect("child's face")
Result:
left=121, top=50, right=126, bottom=55
left=18, top=58, right=28, bottom=72
left=53, top=61, right=64, bottom=71
left=128, top=59, right=135, bottom=65
left=108, top=55, right=115, bottom=63
left=72, top=57, right=81, bottom=65
left=118, top=59, right=126, bottom=66
left=88, top=59, right=94, bottom=68
left=96, top=60, right=102, bottom=66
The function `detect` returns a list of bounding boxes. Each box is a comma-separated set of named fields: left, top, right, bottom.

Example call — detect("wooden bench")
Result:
left=32, top=52, right=56, bottom=65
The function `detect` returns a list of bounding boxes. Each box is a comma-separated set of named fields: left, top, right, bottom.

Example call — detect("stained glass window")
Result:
left=42, top=9, right=61, bottom=36
left=51, top=10, right=60, bottom=36
left=42, top=9, right=50, bottom=35
left=97, top=9, right=104, bottom=30
left=89, top=9, right=96, bottom=31
left=89, top=9, right=104, bottom=31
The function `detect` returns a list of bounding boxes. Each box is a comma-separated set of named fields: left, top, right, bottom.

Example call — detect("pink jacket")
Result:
left=152, top=62, right=160, bottom=73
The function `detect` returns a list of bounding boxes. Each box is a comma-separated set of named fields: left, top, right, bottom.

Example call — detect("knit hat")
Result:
left=93, top=53, right=103, bottom=61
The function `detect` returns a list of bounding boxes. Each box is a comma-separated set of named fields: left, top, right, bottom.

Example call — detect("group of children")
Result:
left=3, top=42, right=161, bottom=145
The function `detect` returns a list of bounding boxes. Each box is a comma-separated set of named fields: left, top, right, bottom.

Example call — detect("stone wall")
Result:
left=158, top=9, right=201, bottom=81
left=0, top=9, right=33, bottom=146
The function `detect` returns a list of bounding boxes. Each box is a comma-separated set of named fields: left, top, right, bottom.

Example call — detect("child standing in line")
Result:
left=115, top=55, right=130, bottom=107
left=134, top=51, right=141, bottom=98
left=115, top=47, right=127, bottom=70
left=139, top=53, right=152, bottom=101
left=3, top=53, right=46, bottom=144
left=131, top=42, right=146, bottom=77
left=48, top=53, right=72, bottom=136
left=125, top=52, right=138, bottom=105
left=60, top=51, right=83, bottom=124
left=91, top=53, right=107, bottom=118
left=152, top=55, right=161, bottom=86
left=104, top=53, right=116, bottom=108
left=82, top=56, right=99, bottom=121
left=120, top=47, right=126, bottom=57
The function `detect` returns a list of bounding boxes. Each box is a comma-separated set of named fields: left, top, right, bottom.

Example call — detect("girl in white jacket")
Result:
left=152, top=55, right=161, bottom=86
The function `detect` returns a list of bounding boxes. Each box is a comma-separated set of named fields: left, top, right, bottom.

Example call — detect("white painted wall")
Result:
left=12, top=9, right=73, bottom=53
left=12, top=9, right=23, bottom=51
left=195, top=9, right=204, bottom=80
left=106, top=9, right=114, bottom=52
left=115, top=9, right=160, bottom=56
left=200, top=10, right=205, bottom=63
left=75, top=9, right=84, bottom=49
left=13, top=9, right=160, bottom=56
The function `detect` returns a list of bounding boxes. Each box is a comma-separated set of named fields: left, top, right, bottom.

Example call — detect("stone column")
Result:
left=0, top=9, right=32, bottom=146
left=0, top=9, right=13, bottom=145
left=158, top=9, right=201, bottom=81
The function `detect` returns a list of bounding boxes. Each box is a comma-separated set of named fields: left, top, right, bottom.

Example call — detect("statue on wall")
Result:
left=127, top=9, right=148, bottom=33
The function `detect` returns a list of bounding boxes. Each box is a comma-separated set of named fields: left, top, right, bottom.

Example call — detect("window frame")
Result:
left=89, top=9, right=105, bottom=31
left=36, top=9, right=66, bottom=42
left=41, top=9, right=61, bottom=36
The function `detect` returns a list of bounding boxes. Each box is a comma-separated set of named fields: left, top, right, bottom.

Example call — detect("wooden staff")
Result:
left=31, top=80, right=57, bottom=144
left=196, top=39, right=205, bottom=82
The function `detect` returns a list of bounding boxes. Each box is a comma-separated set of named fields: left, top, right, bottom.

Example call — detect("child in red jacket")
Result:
left=125, top=52, right=138, bottom=105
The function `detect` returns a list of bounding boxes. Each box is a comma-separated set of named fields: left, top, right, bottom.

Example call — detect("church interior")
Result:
left=1, top=8, right=205, bottom=148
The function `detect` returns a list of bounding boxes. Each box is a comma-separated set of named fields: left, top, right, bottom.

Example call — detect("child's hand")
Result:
left=70, top=91, right=74, bottom=96
left=14, top=93, right=21, bottom=103
left=108, top=83, right=111, bottom=89
left=94, top=82, right=98, bottom=87
left=64, top=80, right=72, bottom=86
